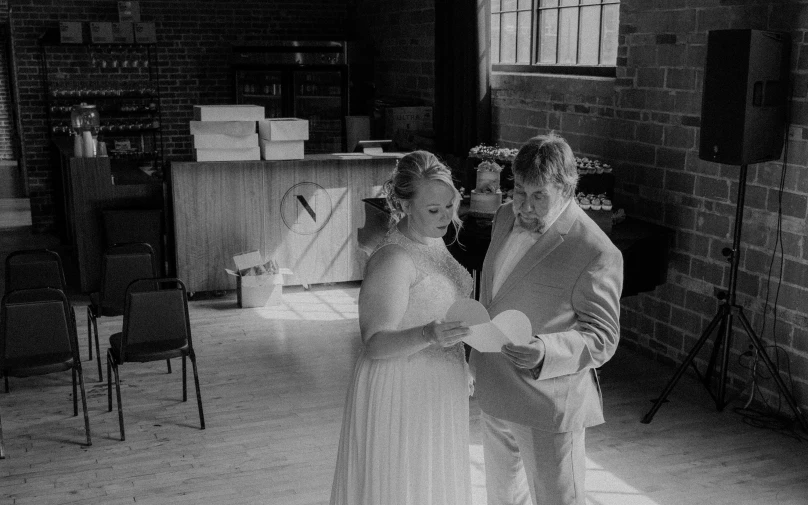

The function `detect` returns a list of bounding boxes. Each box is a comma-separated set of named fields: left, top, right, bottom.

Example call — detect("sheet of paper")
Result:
left=446, top=299, right=533, bottom=353
left=462, top=323, right=511, bottom=352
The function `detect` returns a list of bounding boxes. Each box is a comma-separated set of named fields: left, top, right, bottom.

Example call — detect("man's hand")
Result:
left=501, top=338, right=545, bottom=370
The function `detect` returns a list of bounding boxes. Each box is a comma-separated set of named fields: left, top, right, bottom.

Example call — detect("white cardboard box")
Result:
left=195, top=147, right=261, bottom=162
left=260, top=140, right=304, bottom=160
left=258, top=118, right=309, bottom=141
left=193, top=133, right=259, bottom=149
left=225, top=251, right=295, bottom=308
left=193, top=105, right=265, bottom=122
left=189, top=121, right=256, bottom=136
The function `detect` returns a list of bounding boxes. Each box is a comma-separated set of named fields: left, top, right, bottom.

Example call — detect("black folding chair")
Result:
left=87, top=242, right=158, bottom=381
left=0, top=287, right=91, bottom=458
left=107, top=278, right=205, bottom=441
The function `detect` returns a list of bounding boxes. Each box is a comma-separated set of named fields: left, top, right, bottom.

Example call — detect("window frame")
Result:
left=490, top=0, right=620, bottom=77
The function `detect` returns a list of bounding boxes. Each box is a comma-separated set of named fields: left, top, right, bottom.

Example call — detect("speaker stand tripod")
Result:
left=641, top=164, right=808, bottom=432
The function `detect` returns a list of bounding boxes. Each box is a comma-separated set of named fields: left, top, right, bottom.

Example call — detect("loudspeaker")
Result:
left=699, top=29, right=791, bottom=165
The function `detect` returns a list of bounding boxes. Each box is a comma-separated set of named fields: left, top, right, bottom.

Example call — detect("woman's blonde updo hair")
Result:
left=383, top=150, right=462, bottom=243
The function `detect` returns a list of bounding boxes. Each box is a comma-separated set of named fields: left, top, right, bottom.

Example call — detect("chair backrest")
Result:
left=118, top=278, right=192, bottom=363
left=98, top=243, right=157, bottom=315
left=1, top=288, right=76, bottom=367
left=4, top=249, right=67, bottom=294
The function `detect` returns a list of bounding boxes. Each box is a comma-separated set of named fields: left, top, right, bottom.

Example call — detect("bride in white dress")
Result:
left=330, top=151, right=474, bottom=505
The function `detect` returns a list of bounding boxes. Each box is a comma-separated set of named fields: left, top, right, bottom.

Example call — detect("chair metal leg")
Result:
left=167, top=359, right=172, bottom=374
left=190, top=353, right=205, bottom=430
left=72, top=368, right=78, bottom=416
left=77, top=364, right=92, bottom=447
left=87, top=307, right=93, bottom=361
left=111, top=356, right=125, bottom=441
left=182, top=355, right=187, bottom=402
left=107, top=353, right=113, bottom=412
left=0, top=408, right=5, bottom=459
left=92, top=316, right=102, bottom=382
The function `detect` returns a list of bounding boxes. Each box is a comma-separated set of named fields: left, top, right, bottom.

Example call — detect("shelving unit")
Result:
left=39, top=27, right=164, bottom=178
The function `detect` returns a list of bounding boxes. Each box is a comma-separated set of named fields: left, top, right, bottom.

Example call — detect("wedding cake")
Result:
left=470, top=161, right=503, bottom=215
left=468, top=144, right=517, bottom=216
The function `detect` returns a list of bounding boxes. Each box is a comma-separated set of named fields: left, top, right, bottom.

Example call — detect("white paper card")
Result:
left=446, top=299, right=533, bottom=353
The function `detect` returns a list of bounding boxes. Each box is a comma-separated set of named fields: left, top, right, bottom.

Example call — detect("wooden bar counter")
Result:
left=170, top=154, right=399, bottom=293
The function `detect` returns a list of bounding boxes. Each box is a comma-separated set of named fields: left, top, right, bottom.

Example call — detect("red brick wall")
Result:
left=10, top=0, right=351, bottom=233
left=492, top=0, right=808, bottom=410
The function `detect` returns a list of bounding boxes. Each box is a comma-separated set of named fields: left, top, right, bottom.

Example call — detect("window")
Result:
left=491, top=0, right=620, bottom=76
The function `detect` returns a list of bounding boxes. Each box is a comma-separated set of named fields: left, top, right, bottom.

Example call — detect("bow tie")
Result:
left=512, top=223, right=541, bottom=238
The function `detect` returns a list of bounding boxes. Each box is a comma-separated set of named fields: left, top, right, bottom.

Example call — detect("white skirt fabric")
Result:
left=330, top=345, right=471, bottom=505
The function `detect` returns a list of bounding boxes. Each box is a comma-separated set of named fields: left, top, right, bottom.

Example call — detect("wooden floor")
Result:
left=1, top=283, right=808, bottom=505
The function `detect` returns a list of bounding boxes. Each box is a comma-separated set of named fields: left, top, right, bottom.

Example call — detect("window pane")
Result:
left=581, top=0, right=601, bottom=4
left=492, top=0, right=502, bottom=12
left=518, top=0, right=533, bottom=8
left=558, top=6, right=579, bottom=63
left=491, top=14, right=501, bottom=64
left=579, top=5, right=600, bottom=64
left=517, top=11, right=532, bottom=63
left=503, top=0, right=517, bottom=11
left=600, top=4, right=619, bottom=65
left=538, top=9, right=558, bottom=63
left=501, top=12, right=517, bottom=63
left=540, top=0, right=558, bottom=7
left=560, top=0, right=578, bottom=6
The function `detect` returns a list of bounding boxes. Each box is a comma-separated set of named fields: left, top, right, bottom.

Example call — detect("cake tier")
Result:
left=470, top=190, right=503, bottom=215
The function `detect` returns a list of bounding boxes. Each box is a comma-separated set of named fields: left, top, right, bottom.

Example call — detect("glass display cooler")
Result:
left=231, top=41, right=349, bottom=153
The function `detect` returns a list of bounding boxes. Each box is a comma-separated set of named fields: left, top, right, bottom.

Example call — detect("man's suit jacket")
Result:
left=469, top=200, right=623, bottom=432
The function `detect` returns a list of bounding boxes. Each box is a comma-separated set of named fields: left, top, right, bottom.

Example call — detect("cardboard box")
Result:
left=260, top=140, right=304, bottom=160
left=193, top=133, right=259, bottom=149
left=112, top=22, right=135, bottom=44
left=237, top=275, right=283, bottom=308
left=225, top=251, right=294, bottom=308
left=195, top=147, right=261, bottom=162
left=189, top=121, right=256, bottom=136
left=193, top=105, right=265, bottom=122
left=90, top=22, right=114, bottom=44
left=134, top=22, right=156, bottom=43
left=118, top=1, right=141, bottom=22
left=258, top=118, right=309, bottom=141
left=59, top=22, right=84, bottom=44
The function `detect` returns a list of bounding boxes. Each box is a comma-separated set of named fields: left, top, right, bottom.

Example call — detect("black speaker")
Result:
left=699, top=29, right=791, bottom=165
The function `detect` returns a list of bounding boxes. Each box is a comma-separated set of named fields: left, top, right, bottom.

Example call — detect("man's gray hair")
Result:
left=511, top=133, right=578, bottom=198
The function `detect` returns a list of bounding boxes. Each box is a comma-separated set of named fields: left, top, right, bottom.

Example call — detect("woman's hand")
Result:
left=422, top=320, right=469, bottom=347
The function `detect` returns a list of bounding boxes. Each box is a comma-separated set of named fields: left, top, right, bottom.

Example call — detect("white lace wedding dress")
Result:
left=330, top=227, right=474, bottom=505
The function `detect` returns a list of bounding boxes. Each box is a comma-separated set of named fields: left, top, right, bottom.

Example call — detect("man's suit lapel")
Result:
left=489, top=201, right=579, bottom=306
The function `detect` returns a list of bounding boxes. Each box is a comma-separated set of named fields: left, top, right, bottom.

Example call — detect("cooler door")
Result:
left=293, top=69, right=346, bottom=153
left=235, top=70, right=284, bottom=118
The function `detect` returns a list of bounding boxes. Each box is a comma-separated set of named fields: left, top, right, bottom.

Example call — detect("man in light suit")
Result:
left=469, top=133, right=623, bottom=505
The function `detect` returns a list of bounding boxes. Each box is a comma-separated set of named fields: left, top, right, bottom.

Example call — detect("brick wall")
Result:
left=353, top=0, right=435, bottom=106
left=0, top=1, right=15, bottom=160
left=492, top=0, right=808, bottom=411
left=10, top=0, right=351, bottom=233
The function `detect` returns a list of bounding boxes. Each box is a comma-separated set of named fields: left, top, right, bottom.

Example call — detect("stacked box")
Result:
left=191, top=105, right=264, bottom=161
left=258, top=118, right=309, bottom=160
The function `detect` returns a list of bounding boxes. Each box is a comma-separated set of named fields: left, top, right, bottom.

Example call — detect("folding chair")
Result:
left=107, top=278, right=204, bottom=441
left=87, top=242, right=158, bottom=381
left=0, top=287, right=91, bottom=458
